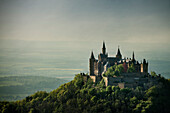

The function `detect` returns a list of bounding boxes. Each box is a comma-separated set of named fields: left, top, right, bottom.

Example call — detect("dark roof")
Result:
left=117, top=47, right=122, bottom=56
left=90, top=51, right=95, bottom=59
left=132, top=51, right=136, bottom=62
left=103, top=41, right=106, bottom=49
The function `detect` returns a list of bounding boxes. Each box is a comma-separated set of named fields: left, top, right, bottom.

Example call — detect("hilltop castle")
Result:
left=82, top=42, right=155, bottom=89
left=89, top=42, right=148, bottom=77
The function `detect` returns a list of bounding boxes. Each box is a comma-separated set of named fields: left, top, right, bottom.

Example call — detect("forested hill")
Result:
left=0, top=74, right=170, bottom=113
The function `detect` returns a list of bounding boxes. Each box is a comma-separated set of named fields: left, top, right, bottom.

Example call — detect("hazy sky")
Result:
left=0, top=0, right=170, bottom=45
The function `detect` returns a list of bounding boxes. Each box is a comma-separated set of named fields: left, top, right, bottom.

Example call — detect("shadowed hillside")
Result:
left=0, top=73, right=169, bottom=113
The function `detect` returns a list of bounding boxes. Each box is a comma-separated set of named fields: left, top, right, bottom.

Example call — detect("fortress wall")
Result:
left=139, top=78, right=148, bottom=83
left=124, top=83, right=134, bottom=88
left=123, top=77, right=136, bottom=83
left=122, top=73, right=143, bottom=77
left=108, top=82, right=119, bottom=86
left=108, top=77, right=121, bottom=82
left=107, top=77, right=121, bottom=86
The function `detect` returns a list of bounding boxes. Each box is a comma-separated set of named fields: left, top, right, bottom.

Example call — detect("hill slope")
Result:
left=0, top=74, right=170, bottom=113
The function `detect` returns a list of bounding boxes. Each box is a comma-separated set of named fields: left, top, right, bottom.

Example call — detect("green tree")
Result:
left=127, top=64, right=135, bottom=73
left=74, top=74, right=84, bottom=88
left=91, top=96, right=97, bottom=103
left=106, top=86, right=112, bottom=94
left=115, top=64, right=124, bottom=74
left=105, top=64, right=124, bottom=77
left=97, top=79, right=105, bottom=88
left=151, top=71, right=157, bottom=77
left=88, top=88, right=96, bottom=96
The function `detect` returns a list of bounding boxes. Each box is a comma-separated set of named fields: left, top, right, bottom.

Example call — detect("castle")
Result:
left=82, top=42, right=157, bottom=89
left=89, top=42, right=148, bottom=77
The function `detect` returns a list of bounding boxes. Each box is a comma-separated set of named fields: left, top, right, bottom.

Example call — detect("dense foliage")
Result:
left=104, top=64, right=124, bottom=77
left=127, top=64, right=136, bottom=73
left=104, top=64, right=136, bottom=77
left=0, top=74, right=170, bottom=113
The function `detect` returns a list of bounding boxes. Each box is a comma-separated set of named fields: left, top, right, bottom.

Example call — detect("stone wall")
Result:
left=103, top=77, right=121, bottom=86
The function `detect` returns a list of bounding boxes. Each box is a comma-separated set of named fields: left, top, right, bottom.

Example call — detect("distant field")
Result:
left=0, top=76, right=68, bottom=101
left=0, top=44, right=170, bottom=102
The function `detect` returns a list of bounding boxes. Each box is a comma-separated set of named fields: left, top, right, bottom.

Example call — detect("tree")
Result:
left=105, top=64, right=124, bottom=77
left=88, top=88, right=96, bottom=96
left=116, top=64, right=124, bottom=74
left=151, top=71, right=157, bottom=77
left=130, top=96, right=138, bottom=109
left=97, top=79, right=105, bottom=88
left=127, top=64, right=135, bottom=73
left=74, top=74, right=84, bottom=88
left=91, top=96, right=97, bottom=103
left=106, top=86, right=112, bottom=94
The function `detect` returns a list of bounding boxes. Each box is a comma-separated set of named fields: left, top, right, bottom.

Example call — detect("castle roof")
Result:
left=116, top=46, right=122, bottom=56
left=132, top=51, right=136, bottom=62
left=103, top=41, right=106, bottom=49
left=90, top=51, right=95, bottom=59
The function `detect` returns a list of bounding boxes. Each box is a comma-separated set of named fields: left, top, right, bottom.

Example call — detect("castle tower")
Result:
left=97, top=61, right=102, bottom=76
left=102, top=41, right=106, bottom=55
left=141, top=59, right=148, bottom=73
left=132, top=51, right=136, bottom=63
left=98, top=42, right=108, bottom=62
left=116, top=46, right=122, bottom=59
left=89, top=51, right=95, bottom=75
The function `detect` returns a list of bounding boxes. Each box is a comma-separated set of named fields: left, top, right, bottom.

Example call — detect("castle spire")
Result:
left=132, top=51, right=135, bottom=60
left=90, top=51, right=95, bottom=59
left=143, top=59, right=146, bottom=64
left=132, top=51, right=136, bottom=63
left=116, top=46, right=122, bottom=59
left=117, top=46, right=121, bottom=55
left=102, top=41, right=106, bottom=55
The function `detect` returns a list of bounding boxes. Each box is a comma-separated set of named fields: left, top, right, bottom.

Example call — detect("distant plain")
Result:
left=0, top=40, right=170, bottom=101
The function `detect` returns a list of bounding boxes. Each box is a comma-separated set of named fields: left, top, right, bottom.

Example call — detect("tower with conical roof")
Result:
left=98, top=41, right=108, bottom=62
left=116, top=46, right=122, bottom=59
left=132, top=51, right=136, bottom=63
left=90, top=51, right=95, bottom=59
left=102, top=41, right=106, bottom=55
left=89, top=51, right=95, bottom=75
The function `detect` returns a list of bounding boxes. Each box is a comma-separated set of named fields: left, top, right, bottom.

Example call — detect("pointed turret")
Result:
left=132, top=51, right=135, bottom=60
left=89, top=51, right=95, bottom=75
left=117, top=47, right=121, bottom=55
left=90, top=51, right=95, bottom=59
left=132, top=51, right=136, bottom=62
left=116, top=46, right=122, bottom=59
left=143, top=59, right=146, bottom=64
left=102, top=41, right=106, bottom=55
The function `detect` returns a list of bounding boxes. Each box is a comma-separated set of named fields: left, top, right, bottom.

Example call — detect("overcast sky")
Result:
left=0, top=0, right=170, bottom=48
